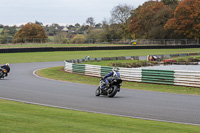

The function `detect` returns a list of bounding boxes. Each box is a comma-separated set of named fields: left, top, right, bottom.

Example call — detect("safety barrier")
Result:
left=64, top=61, right=142, bottom=82
left=174, top=70, right=200, bottom=87
left=1, top=44, right=200, bottom=53
left=64, top=56, right=200, bottom=88
left=142, top=69, right=175, bottom=85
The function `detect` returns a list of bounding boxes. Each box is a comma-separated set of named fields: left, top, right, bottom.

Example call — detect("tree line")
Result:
left=130, top=0, right=200, bottom=39
left=0, top=0, right=200, bottom=44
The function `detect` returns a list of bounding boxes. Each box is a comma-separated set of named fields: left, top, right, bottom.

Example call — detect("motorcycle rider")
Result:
left=103, top=67, right=121, bottom=91
left=1, top=63, right=10, bottom=76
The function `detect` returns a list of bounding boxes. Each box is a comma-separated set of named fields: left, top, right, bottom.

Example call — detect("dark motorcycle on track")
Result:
left=95, top=77, right=122, bottom=98
left=0, top=63, right=10, bottom=79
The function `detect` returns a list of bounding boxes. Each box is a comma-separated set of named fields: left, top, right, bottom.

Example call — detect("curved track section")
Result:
left=0, top=62, right=200, bottom=126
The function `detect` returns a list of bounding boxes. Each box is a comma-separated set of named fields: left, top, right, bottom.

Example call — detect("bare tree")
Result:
left=109, top=4, right=134, bottom=39
left=86, top=17, right=95, bottom=26
left=110, top=4, right=134, bottom=24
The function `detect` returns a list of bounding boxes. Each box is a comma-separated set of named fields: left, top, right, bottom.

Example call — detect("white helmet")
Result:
left=112, top=67, right=119, bottom=72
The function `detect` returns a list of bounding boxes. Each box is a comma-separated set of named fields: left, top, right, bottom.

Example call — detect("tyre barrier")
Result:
left=1, top=44, right=200, bottom=53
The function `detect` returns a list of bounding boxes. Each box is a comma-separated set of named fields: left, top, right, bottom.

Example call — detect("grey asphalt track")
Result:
left=0, top=62, right=200, bottom=126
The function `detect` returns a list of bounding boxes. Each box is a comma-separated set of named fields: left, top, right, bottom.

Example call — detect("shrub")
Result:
left=71, top=34, right=86, bottom=44
left=176, top=58, right=185, bottom=62
left=110, top=60, right=149, bottom=68
left=187, top=57, right=199, bottom=62
left=62, top=38, right=70, bottom=44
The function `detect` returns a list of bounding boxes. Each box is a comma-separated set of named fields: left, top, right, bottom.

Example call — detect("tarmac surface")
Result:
left=0, top=61, right=200, bottom=126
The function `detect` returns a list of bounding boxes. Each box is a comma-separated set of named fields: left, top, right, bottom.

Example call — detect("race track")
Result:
left=0, top=62, right=200, bottom=126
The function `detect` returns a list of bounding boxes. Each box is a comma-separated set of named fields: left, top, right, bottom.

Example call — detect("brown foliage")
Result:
left=129, top=1, right=174, bottom=39
left=14, top=23, right=48, bottom=43
left=165, top=0, right=200, bottom=39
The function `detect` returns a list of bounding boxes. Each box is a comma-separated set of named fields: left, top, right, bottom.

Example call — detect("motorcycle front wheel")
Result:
left=95, top=87, right=101, bottom=96
left=0, top=70, right=4, bottom=79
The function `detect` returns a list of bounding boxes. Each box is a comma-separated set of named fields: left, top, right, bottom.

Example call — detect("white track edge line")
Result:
left=33, top=69, right=98, bottom=86
left=32, top=69, right=200, bottom=126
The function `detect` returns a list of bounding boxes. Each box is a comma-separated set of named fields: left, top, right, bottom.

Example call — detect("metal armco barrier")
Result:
left=142, top=69, right=175, bottom=85
left=64, top=61, right=200, bottom=88
left=174, top=70, right=200, bottom=87
left=64, top=61, right=142, bottom=83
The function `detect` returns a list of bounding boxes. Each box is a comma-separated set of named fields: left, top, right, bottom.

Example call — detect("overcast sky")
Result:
left=0, top=0, right=148, bottom=26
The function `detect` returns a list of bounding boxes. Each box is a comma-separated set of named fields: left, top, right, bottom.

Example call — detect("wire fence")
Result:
left=136, top=39, right=200, bottom=45
left=0, top=38, right=200, bottom=45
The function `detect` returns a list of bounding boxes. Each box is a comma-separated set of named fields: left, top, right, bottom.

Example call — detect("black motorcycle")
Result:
left=95, top=77, right=122, bottom=98
left=0, top=64, right=10, bottom=79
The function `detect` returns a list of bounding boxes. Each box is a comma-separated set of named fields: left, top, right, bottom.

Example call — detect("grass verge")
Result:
left=0, top=99, right=200, bottom=133
left=1, top=48, right=200, bottom=64
left=37, top=66, right=200, bottom=95
left=1, top=48, right=200, bottom=132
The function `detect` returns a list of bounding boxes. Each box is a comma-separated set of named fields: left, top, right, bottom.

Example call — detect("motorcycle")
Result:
left=0, top=64, right=10, bottom=79
left=95, top=77, right=122, bottom=98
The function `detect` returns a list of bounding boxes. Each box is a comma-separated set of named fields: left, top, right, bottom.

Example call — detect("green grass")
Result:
left=82, top=60, right=151, bottom=68
left=1, top=48, right=200, bottom=132
left=1, top=48, right=200, bottom=64
left=82, top=60, right=140, bottom=66
left=0, top=99, right=200, bottom=133
left=37, top=66, right=200, bottom=95
left=172, top=55, right=200, bottom=61
left=48, top=36, right=54, bottom=41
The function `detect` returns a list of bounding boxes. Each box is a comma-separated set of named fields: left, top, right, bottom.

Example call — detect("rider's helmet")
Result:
left=4, top=63, right=10, bottom=73
left=112, top=67, right=119, bottom=72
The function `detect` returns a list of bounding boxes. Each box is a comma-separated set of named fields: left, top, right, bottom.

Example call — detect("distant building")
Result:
left=62, top=27, right=69, bottom=32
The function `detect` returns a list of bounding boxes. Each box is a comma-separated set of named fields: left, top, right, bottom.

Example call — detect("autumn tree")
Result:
left=161, top=0, right=179, bottom=10
left=14, top=23, right=48, bottom=43
left=129, top=1, right=174, bottom=39
left=165, top=0, right=200, bottom=39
